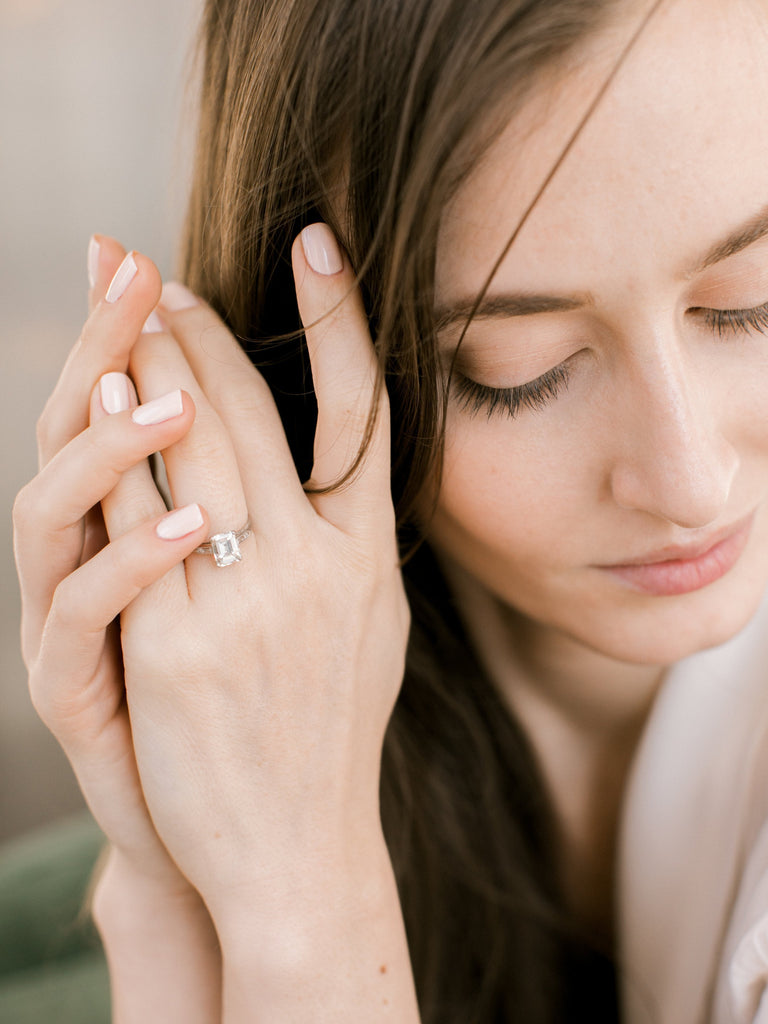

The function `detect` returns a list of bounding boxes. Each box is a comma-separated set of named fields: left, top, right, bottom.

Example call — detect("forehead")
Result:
left=436, top=0, right=768, bottom=302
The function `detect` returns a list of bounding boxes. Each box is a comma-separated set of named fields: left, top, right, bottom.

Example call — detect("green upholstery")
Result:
left=0, top=814, right=110, bottom=1023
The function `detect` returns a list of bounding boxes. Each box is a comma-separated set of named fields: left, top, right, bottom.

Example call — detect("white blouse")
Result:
left=619, top=587, right=768, bottom=1023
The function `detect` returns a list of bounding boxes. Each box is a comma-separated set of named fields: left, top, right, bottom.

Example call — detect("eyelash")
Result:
left=452, top=301, right=768, bottom=421
left=452, top=364, right=571, bottom=420
left=700, top=302, right=768, bottom=336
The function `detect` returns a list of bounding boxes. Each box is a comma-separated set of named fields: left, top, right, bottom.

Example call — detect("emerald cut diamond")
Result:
left=209, top=530, right=243, bottom=567
left=193, top=521, right=251, bottom=566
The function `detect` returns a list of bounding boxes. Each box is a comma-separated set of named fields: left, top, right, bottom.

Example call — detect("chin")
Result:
left=573, top=571, right=768, bottom=667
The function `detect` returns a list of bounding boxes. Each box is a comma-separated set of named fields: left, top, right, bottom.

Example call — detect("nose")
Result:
left=608, top=345, right=739, bottom=529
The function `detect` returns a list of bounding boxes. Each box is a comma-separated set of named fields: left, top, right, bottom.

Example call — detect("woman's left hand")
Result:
left=104, top=225, right=410, bottom=943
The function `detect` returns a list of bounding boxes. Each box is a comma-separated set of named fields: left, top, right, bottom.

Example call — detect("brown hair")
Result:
left=180, top=1, right=639, bottom=1019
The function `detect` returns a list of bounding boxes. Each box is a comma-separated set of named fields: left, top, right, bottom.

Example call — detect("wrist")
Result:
left=214, top=844, right=402, bottom=977
left=92, top=845, right=210, bottom=940
left=213, top=850, right=420, bottom=1023
left=210, top=826, right=395, bottom=940
left=92, top=847, right=223, bottom=1024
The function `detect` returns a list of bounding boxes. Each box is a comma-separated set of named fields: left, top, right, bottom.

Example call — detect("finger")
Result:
left=14, top=381, right=194, bottom=664
left=86, top=234, right=127, bottom=315
left=127, top=329, right=255, bottom=578
left=292, top=224, right=392, bottom=533
left=155, top=283, right=307, bottom=529
left=30, top=503, right=209, bottom=747
left=90, top=372, right=175, bottom=540
left=37, top=247, right=163, bottom=470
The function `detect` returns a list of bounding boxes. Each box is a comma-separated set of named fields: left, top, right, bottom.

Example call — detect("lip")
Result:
left=599, top=512, right=756, bottom=597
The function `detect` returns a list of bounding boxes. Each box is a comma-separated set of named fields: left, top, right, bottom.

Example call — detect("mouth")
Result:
left=598, top=511, right=756, bottom=597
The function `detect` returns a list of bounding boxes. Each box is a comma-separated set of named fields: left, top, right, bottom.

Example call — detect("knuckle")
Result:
left=107, top=533, right=165, bottom=597
left=220, top=379, right=272, bottom=418
left=12, top=483, right=32, bottom=529
left=110, top=492, right=161, bottom=533
left=48, top=576, right=83, bottom=632
left=27, top=664, right=53, bottom=724
left=176, top=435, right=230, bottom=477
left=83, top=420, right=118, bottom=462
left=12, top=479, right=48, bottom=539
left=27, top=643, right=73, bottom=730
left=108, top=537, right=142, bottom=583
left=83, top=419, right=144, bottom=481
left=26, top=665, right=72, bottom=733
left=28, top=656, right=82, bottom=740
left=179, top=441, right=218, bottom=473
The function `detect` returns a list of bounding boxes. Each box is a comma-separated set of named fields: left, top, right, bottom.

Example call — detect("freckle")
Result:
left=383, top=998, right=389, bottom=1005
left=214, top=831, right=221, bottom=839
left=380, top=964, right=387, bottom=974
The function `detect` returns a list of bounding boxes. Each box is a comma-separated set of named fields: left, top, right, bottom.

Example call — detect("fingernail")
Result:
left=300, top=223, right=343, bottom=276
left=99, top=372, right=132, bottom=414
left=160, top=282, right=198, bottom=311
left=156, top=503, right=204, bottom=540
left=131, top=389, right=184, bottom=425
left=87, top=236, right=100, bottom=289
left=141, top=310, right=165, bottom=334
left=105, top=252, right=138, bottom=303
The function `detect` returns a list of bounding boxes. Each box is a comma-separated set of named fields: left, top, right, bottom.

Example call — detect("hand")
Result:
left=107, top=224, right=410, bottom=930
left=13, top=237, right=209, bottom=894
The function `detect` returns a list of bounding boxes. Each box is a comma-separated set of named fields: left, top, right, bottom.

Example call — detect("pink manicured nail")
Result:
left=131, top=389, right=184, bottom=425
left=99, top=372, right=131, bottom=414
left=300, top=223, right=343, bottom=275
left=141, top=310, right=165, bottom=334
left=156, top=504, right=204, bottom=540
left=87, top=236, right=100, bottom=289
left=105, top=252, right=138, bottom=303
left=160, top=282, right=198, bottom=311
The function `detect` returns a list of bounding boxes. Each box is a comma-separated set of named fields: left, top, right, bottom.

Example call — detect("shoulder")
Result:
left=713, top=816, right=768, bottom=1023
left=619, top=590, right=768, bottom=1024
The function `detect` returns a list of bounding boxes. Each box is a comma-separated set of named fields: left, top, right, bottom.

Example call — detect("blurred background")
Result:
left=1, top=0, right=202, bottom=843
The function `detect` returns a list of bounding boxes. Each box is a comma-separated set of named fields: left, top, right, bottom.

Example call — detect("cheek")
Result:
left=731, top=347, right=768, bottom=447
left=434, top=414, right=592, bottom=568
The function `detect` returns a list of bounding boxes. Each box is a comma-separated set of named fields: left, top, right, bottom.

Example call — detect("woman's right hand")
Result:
left=12, top=237, right=209, bottom=891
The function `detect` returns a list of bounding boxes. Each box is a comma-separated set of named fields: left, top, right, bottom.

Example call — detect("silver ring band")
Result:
left=193, top=521, right=252, bottom=567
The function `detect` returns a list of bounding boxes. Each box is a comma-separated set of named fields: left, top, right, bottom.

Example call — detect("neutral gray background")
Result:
left=1, top=0, right=202, bottom=841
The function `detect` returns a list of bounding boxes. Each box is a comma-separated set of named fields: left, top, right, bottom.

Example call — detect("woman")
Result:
left=13, top=0, right=768, bottom=1019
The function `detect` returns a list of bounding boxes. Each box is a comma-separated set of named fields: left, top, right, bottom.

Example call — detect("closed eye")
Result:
left=697, top=301, right=768, bottom=336
left=451, top=363, right=571, bottom=420
left=450, top=300, right=768, bottom=421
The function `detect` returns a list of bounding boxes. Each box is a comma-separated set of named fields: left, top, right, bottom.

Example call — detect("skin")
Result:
left=430, top=0, right=768, bottom=938
left=14, top=0, right=768, bottom=1013
left=13, top=235, right=417, bottom=1022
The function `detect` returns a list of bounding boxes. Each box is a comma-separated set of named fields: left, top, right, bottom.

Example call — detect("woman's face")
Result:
left=428, top=0, right=768, bottom=665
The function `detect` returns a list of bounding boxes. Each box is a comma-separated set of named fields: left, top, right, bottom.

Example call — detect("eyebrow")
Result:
left=434, top=202, right=768, bottom=333
left=433, top=293, right=592, bottom=333
left=694, top=203, right=768, bottom=274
